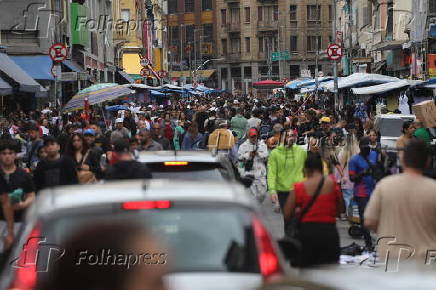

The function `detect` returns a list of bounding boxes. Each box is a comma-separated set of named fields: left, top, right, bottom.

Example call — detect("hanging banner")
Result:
left=428, top=54, right=436, bottom=78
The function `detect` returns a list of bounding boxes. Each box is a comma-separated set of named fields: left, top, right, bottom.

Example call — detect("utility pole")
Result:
left=348, top=0, right=353, bottom=75
left=333, top=0, right=339, bottom=111
left=315, top=0, right=319, bottom=97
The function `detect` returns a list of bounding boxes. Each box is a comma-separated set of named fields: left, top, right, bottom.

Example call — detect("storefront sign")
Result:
left=428, top=54, right=436, bottom=78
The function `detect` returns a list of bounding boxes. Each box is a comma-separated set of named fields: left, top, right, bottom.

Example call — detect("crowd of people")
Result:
left=0, top=93, right=435, bottom=268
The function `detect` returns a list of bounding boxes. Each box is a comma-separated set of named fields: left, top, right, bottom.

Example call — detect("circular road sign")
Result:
left=140, top=58, right=150, bottom=67
left=327, top=44, right=343, bottom=61
left=49, top=43, right=68, bottom=63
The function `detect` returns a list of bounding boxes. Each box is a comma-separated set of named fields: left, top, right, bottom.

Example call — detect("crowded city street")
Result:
left=1, top=0, right=436, bottom=289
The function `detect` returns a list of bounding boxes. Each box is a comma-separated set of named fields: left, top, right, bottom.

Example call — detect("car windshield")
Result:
left=42, top=205, right=259, bottom=273
left=146, top=162, right=232, bottom=181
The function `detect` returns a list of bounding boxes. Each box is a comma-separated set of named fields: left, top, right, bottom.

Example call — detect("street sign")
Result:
left=49, top=43, right=68, bottom=63
left=327, top=44, right=343, bottom=61
left=272, top=51, right=290, bottom=61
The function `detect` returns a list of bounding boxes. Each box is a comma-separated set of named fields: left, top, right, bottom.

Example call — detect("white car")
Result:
left=0, top=180, right=288, bottom=290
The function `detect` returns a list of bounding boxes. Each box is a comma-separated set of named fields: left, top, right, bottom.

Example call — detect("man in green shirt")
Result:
left=268, top=129, right=307, bottom=230
left=414, top=121, right=433, bottom=145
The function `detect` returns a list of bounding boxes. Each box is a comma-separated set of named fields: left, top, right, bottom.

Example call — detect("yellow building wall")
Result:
left=122, top=53, right=142, bottom=74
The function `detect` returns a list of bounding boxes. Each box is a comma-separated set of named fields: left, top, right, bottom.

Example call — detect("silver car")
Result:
left=0, top=180, right=287, bottom=290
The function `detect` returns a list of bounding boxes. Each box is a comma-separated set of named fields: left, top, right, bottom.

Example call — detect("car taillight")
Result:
left=164, top=161, right=188, bottom=166
left=9, top=224, right=41, bottom=290
left=122, top=200, right=172, bottom=210
left=252, top=216, right=283, bottom=281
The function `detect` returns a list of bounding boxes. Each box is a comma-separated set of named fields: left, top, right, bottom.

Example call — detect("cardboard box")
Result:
left=413, top=100, right=436, bottom=128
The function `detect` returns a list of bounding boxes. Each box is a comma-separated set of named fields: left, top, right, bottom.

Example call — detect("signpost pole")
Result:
left=333, top=0, right=339, bottom=111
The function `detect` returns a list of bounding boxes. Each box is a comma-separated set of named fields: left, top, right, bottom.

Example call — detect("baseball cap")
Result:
left=248, top=128, right=258, bottom=137
left=320, top=116, right=331, bottom=123
left=115, top=118, right=124, bottom=123
left=83, top=128, right=96, bottom=136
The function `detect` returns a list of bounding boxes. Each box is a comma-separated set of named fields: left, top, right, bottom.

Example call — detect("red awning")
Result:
left=253, top=80, right=284, bottom=88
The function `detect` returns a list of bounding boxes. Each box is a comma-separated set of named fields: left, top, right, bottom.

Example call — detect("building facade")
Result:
left=0, top=0, right=117, bottom=108
left=216, top=0, right=334, bottom=94
left=165, top=0, right=217, bottom=87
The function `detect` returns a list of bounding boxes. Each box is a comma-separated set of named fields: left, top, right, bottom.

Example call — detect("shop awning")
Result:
left=352, top=80, right=411, bottom=95
left=0, top=76, right=12, bottom=96
left=324, top=73, right=399, bottom=91
left=372, top=40, right=405, bottom=51
left=63, top=60, right=82, bottom=72
left=117, top=70, right=134, bottom=83
left=10, top=55, right=54, bottom=81
left=0, top=52, right=43, bottom=93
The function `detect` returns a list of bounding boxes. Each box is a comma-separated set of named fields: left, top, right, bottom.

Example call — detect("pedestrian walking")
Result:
left=365, top=139, right=436, bottom=263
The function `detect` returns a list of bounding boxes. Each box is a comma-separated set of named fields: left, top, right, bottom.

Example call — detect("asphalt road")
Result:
left=259, top=197, right=363, bottom=248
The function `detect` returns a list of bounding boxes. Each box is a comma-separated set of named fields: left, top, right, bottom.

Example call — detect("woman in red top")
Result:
left=284, top=153, right=344, bottom=267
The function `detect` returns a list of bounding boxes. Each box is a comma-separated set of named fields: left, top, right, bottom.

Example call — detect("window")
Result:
left=290, top=35, right=298, bottom=52
left=259, top=37, right=264, bottom=52
left=273, top=5, right=278, bottom=21
left=230, top=8, right=240, bottom=24
left=431, top=0, right=436, bottom=14
left=328, top=35, right=333, bottom=44
left=307, top=5, right=320, bottom=21
left=245, top=37, right=250, bottom=52
left=185, top=25, right=194, bottom=43
left=244, top=66, right=252, bottom=77
left=289, top=5, right=297, bottom=21
left=203, top=24, right=213, bottom=42
left=329, top=5, right=333, bottom=22
left=386, top=2, right=393, bottom=40
left=307, top=35, right=321, bottom=52
left=264, top=6, right=273, bottom=23
left=221, top=9, right=227, bottom=26
left=230, top=37, right=240, bottom=53
left=170, top=26, right=180, bottom=45
left=258, top=7, right=263, bottom=21
left=245, top=7, right=250, bottom=23
left=221, top=39, right=227, bottom=55
left=363, top=1, right=373, bottom=26
left=121, top=9, right=130, bottom=21
left=168, top=0, right=178, bottom=14
left=185, top=0, right=194, bottom=13
left=308, top=65, right=322, bottom=76
left=202, top=0, right=212, bottom=11
left=289, top=65, right=300, bottom=78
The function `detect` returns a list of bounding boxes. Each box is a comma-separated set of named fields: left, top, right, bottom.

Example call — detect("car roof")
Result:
left=138, top=150, right=219, bottom=163
left=34, top=179, right=257, bottom=216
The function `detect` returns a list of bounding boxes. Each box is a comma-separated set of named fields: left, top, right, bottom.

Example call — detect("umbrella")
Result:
left=253, top=80, right=284, bottom=88
left=63, top=84, right=134, bottom=111
left=105, top=105, right=128, bottom=112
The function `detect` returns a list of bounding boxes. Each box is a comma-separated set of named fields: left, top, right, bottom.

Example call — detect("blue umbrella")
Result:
left=105, top=105, right=128, bottom=112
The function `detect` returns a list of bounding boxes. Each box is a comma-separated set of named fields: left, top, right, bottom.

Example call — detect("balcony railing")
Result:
left=227, top=22, right=241, bottom=33
left=257, top=21, right=279, bottom=31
